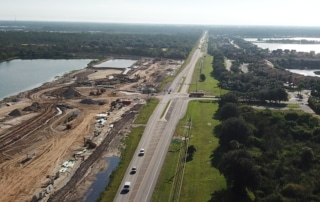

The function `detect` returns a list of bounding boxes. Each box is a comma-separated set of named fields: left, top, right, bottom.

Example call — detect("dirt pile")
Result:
left=22, top=102, right=41, bottom=112
left=62, top=87, right=82, bottom=99
left=8, top=109, right=22, bottom=116
left=79, top=99, right=96, bottom=105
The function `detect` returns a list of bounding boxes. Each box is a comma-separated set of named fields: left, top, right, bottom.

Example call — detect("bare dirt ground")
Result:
left=0, top=57, right=183, bottom=202
left=87, top=69, right=122, bottom=80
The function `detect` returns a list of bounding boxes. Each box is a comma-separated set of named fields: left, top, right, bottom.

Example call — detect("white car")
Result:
left=138, top=148, right=145, bottom=156
left=122, top=181, right=131, bottom=192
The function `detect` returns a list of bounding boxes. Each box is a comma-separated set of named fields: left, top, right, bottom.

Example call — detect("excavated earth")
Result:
left=0, top=57, right=183, bottom=202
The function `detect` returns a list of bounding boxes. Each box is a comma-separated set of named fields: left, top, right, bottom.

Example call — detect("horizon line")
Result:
left=0, top=19, right=320, bottom=28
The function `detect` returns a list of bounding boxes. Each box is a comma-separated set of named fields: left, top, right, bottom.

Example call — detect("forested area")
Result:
left=0, top=22, right=202, bottom=61
left=207, top=31, right=320, bottom=201
left=208, top=36, right=288, bottom=103
left=212, top=93, right=320, bottom=201
left=207, top=33, right=320, bottom=118
left=208, top=26, right=320, bottom=38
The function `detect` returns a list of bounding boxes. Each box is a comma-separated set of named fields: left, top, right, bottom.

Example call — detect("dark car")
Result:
left=130, top=166, right=137, bottom=174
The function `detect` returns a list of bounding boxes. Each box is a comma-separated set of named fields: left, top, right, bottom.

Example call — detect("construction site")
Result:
left=0, top=57, right=183, bottom=202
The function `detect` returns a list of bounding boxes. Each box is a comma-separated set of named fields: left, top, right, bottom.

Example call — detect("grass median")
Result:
left=152, top=100, right=226, bottom=202
left=189, top=54, right=228, bottom=96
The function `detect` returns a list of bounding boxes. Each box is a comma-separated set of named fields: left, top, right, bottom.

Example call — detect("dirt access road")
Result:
left=0, top=57, right=182, bottom=202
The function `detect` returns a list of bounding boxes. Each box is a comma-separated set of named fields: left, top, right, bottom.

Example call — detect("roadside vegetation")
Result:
left=99, top=99, right=159, bottom=201
left=189, top=54, right=228, bottom=96
left=152, top=100, right=226, bottom=201
left=99, top=126, right=145, bottom=202
left=134, top=98, right=159, bottom=124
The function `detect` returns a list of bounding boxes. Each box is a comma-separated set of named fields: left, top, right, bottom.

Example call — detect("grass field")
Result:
left=152, top=100, right=226, bottom=202
left=189, top=55, right=228, bottom=96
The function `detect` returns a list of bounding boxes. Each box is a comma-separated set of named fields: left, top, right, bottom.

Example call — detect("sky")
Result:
left=1, top=0, right=320, bottom=26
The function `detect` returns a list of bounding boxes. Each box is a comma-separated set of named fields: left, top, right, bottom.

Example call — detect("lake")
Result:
left=286, top=69, right=320, bottom=77
left=244, top=37, right=320, bottom=53
left=0, top=59, right=92, bottom=101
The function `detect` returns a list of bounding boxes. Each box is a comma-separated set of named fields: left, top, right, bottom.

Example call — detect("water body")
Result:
left=84, top=157, right=120, bottom=202
left=94, top=59, right=137, bottom=68
left=0, top=59, right=92, bottom=101
left=245, top=37, right=320, bottom=42
left=245, top=37, right=320, bottom=53
left=286, top=69, right=320, bottom=77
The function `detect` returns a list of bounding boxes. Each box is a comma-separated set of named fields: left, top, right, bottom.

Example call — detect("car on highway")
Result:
left=130, top=166, right=137, bottom=174
left=138, top=148, right=145, bottom=156
left=122, top=181, right=131, bottom=193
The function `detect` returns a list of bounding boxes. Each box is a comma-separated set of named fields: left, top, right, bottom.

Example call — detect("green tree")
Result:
left=200, top=73, right=206, bottom=82
left=219, top=103, right=240, bottom=121
left=219, top=92, right=238, bottom=108
left=218, top=149, right=260, bottom=195
left=219, top=117, right=252, bottom=148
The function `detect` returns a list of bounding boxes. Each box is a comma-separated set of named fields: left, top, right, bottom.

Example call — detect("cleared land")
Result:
left=0, top=57, right=182, bottom=202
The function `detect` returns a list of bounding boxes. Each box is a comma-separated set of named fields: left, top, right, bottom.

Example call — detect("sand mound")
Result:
left=8, top=109, right=22, bottom=116
left=23, top=102, right=42, bottom=112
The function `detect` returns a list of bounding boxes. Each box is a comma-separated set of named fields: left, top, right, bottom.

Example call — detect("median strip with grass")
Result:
left=160, top=100, right=172, bottom=119
left=189, top=54, right=228, bottom=96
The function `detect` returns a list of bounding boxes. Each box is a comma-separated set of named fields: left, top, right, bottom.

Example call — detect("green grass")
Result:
left=152, top=100, right=226, bottom=202
left=99, top=98, right=160, bottom=201
left=189, top=55, right=228, bottom=96
left=160, top=100, right=171, bottom=119
left=286, top=103, right=300, bottom=108
left=134, top=98, right=159, bottom=124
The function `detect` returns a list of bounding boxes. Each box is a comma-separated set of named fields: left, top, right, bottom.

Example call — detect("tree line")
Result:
left=0, top=31, right=201, bottom=61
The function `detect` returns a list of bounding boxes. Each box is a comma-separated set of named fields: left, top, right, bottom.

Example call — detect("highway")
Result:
left=114, top=32, right=207, bottom=202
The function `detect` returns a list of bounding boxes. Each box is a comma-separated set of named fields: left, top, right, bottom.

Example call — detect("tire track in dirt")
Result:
left=0, top=103, right=56, bottom=152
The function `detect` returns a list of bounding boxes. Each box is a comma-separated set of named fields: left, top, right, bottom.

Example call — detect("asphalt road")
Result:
left=114, top=32, right=207, bottom=202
